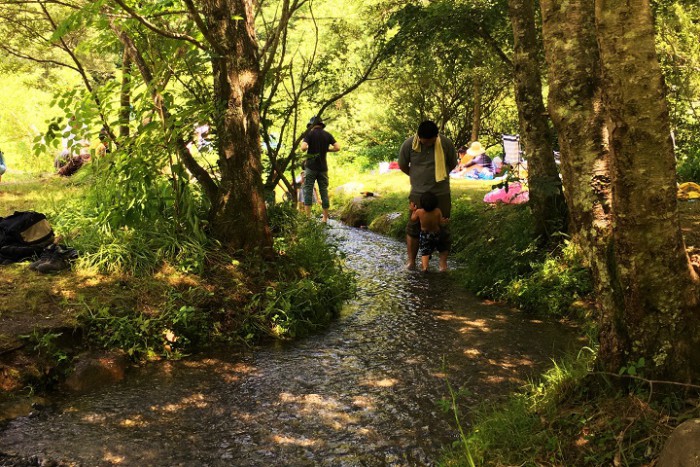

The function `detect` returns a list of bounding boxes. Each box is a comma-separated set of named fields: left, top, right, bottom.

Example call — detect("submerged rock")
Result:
left=62, top=350, right=129, bottom=393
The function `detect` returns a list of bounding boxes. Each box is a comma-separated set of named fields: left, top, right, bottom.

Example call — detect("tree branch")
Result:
left=0, top=44, right=80, bottom=71
left=181, top=0, right=223, bottom=55
left=112, top=0, right=206, bottom=50
left=110, top=20, right=220, bottom=203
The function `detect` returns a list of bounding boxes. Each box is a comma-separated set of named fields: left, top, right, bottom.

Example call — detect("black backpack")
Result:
left=0, top=211, right=55, bottom=261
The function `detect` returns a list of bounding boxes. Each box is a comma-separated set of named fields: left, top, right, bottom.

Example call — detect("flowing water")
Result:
left=0, top=222, right=582, bottom=466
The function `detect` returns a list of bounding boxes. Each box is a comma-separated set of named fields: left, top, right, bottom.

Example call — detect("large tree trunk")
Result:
left=539, top=0, right=617, bottom=331
left=595, top=0, right=700, bottom=380
left=507, top=0, right=567, bottom=241
left=204, top=0, right=272, bottom=253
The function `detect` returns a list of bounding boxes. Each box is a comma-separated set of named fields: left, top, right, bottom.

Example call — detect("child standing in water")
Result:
left=409, top=192, right=449, bottom=272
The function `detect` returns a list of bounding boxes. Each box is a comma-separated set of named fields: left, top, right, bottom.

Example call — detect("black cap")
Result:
left=307, top=116, right=325, bottom=128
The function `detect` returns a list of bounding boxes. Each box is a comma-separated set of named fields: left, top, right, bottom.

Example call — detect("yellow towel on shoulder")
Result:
left=412, top=134, right=447, bottom=182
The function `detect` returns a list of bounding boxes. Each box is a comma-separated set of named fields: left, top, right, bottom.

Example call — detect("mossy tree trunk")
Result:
left=594, top=0, right=700, bottom=380
left=542, top=0, right=700, bottom=381
left=507, top=0, right=567, bottom=241
left=203, top=0, right=273, bottom=253
left=539, top=0, right=617, bottom=337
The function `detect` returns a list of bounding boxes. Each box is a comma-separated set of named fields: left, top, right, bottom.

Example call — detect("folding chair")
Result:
left=502, top=134, right=523, bottom=177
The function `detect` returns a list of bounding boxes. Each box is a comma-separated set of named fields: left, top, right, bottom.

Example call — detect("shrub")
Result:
left=677, top=143, right=700, bottom=183
left=243, top=209, right=356, bottom=340
left=450, top=199, right=540, bottom=298
left=504, top=241, right=593, bottom=317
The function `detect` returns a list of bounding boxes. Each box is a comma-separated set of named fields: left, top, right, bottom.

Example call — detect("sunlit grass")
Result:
left=0, top=171, right=78, bottom=215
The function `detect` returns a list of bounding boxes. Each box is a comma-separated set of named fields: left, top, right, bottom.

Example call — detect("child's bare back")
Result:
left=411, top=206, right=443, bottom=233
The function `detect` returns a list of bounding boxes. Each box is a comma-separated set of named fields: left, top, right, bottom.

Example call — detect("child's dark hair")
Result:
left=420, top=192, right=438, bottom=212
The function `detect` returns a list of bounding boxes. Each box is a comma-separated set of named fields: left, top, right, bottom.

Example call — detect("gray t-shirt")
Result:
left=398, top=134, right=458, bottom=196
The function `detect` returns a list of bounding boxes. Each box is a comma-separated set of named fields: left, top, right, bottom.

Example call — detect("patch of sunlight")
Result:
left=484, top=375, right=509, bottom=384
left=433, top=312, right=492, bottom=332
left=154, top=393, right=209, bottom=413
left=102, top=452, right=126, bottom=464
left=487, top=356, right=536, bottom=369
left=119, top=415, right=147, bottom=428
left=278, top=393, right=360, bottom=429
left=351, top=395, right=376, bottom=410
left=80, top=412, right=107, bottom=423
left=361, top=377, right=399, bottom=388
left=182, top=361, right=257, bottom=383
left=154, top=264, right=200, bottom=287
left=271, top=434, right=320, bottom=448
left=430, top=371, right=448, bottom=379
left=463, top=348, right=482, bottom=358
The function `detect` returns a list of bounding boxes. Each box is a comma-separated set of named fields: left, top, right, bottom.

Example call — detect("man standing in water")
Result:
left=301, top=116, right=340, bottom=223
left=398, top=120, right=458, bottom=270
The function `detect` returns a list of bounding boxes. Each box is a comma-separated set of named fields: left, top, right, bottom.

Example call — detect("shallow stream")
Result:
left=0, top=222, right=582, bottom=466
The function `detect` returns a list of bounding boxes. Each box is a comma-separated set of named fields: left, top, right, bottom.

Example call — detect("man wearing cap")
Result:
left=300, top=116, right=340, bottom=223
left=398, top=120, right=458, bottom=270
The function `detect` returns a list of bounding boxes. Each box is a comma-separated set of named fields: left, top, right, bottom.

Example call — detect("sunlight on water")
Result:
left=0, top=221, right=582, bottom=466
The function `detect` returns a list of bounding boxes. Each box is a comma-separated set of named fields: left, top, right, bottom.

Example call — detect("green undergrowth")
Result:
left=72, top=203, right=356, bottom=360
left=3, top=172, right=355, bottom=367
left=440, top=348, right=699, bottom=466
left=241, top=203, right=357, bottom=340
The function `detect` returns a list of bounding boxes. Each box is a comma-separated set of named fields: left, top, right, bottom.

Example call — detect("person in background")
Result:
left=410, top=192, right=449, bottom=272
left=457, top=145, right=470, bottom=169
left=398, top=120, right=458, bottom=270
left=95, top=127, right=110, bottom=158
left=55, top=116, right=89, bottom=175
left=295, top=166, right=321, bottom=212
left=0, top=149, right=6, bottom=183
left=300, top=116, right=340, bottom=223
left=463, top=141, right=495, bottom=177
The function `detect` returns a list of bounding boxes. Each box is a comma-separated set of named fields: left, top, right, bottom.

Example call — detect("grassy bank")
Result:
left=0, top=170, right=355, bottom=397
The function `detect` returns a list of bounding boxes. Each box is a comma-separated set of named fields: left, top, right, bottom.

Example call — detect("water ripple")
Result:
left=0, top=221, right=582, bottom=466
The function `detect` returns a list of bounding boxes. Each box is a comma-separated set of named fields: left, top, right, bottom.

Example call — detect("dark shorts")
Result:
left=406, top=192, right=451, bottom=249
left=419, top=230, right=448, bottom=257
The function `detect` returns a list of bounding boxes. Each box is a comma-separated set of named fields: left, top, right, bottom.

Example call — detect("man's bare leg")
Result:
left=406, top=235, right=418, bottom=270
left=304, top=205, right=312, bottom=217
left=322, top=208, right=329, bottom=223
left=439, top=251, right=449, bottom=272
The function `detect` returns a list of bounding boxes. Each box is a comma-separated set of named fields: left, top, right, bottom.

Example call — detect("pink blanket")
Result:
left=483, top=182, right=529, bottom=204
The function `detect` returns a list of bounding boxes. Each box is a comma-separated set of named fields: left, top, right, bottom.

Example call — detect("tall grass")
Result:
left=45, top=142, right=210, bottom=275
left=242, top=203, right=356, bottom=340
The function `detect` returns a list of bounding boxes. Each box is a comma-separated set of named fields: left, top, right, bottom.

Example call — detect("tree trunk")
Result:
left=595, top=0, right=700, bottom=380
left=203, top=0, right=272, bottom=253
left=119, top=48, right=132, bottom=139
left=507, top=0, right=567, bottom=241
left=471, top=76, right=481, bottom=143
left=539, top=0, right=617, bottom=329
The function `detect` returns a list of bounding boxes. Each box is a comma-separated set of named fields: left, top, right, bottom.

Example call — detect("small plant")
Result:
left=19, top=329, right=73, bottom=387
left=504, top=240, right=593, bottom=318
left=77, top=297, right=214, bottom=361
left=22, top=330, right=69, bottom=364
left=619, top=357, right=646, bottom=377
